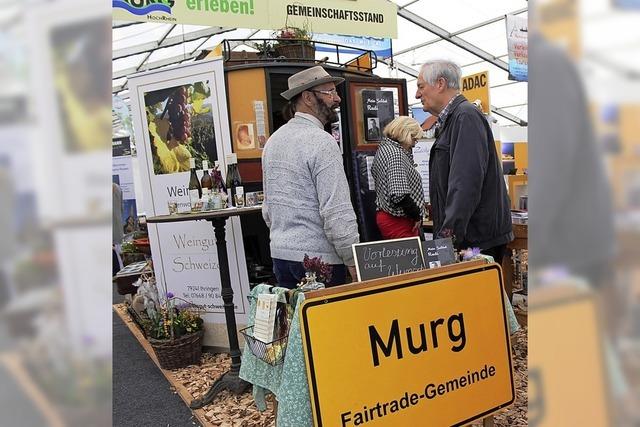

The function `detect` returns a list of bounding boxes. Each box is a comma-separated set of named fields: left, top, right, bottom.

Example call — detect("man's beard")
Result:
left=314, top=94, right=339, bottom=123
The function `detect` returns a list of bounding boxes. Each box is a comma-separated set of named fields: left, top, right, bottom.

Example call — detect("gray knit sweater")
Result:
left=262, top=112, right=360, bottom=266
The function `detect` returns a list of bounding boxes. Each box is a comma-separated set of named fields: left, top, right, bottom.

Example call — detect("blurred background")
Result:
left=529, top=0, right=640, bottom=425
left=0, top=0, right=111, bottom=426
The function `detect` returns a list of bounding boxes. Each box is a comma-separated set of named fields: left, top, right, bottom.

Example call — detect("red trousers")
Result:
left=376, top=210, right=420, bottom=240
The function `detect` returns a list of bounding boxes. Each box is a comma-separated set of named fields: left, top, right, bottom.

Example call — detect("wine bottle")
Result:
left=211, top=160, right=227, bottom=208
left=214, top=161, right=227, bottom=193
left=188, top=157, right=202, bottom=212
left=225, top=154, right=242, bottom=207
left=201, top=159, right=213, bottom=191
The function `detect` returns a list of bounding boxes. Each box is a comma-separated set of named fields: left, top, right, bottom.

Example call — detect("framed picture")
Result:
left=227, top=68, right=270, bottom=159
left=234, top=122, right=257, bottom=151
left=346, top=79, right=408, bottom=150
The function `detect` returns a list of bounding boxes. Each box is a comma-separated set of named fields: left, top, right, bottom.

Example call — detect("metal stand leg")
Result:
left=483, top=416, right=495, bottom=427
left=190, top=217, right=249, bottom=409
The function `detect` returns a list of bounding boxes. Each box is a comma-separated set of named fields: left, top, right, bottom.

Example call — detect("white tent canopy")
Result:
left=112, top=0, right=529, bottom=127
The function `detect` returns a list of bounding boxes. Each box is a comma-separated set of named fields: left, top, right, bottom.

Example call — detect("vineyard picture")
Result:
left=144, top=81, right=217, bottom=175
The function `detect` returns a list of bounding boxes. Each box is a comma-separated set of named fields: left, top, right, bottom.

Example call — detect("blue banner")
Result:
left=312, top=33, right=392, bottom=58
left=614, top=0, right=640, bottom=8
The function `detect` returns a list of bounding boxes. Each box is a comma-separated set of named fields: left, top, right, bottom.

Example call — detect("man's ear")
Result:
left=301, top=90, right=314, bottom=107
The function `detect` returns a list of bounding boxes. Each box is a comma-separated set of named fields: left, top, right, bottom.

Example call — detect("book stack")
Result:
left=253, top=293, right=278, bottom=343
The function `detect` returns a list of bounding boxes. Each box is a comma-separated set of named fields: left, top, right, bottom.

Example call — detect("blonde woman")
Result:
left=371, top=116, right=425, bottom=239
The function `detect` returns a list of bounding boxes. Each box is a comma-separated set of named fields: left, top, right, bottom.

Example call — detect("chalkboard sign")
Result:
left=422, top=238, right=456, bottom=268
left=352, top=237, right=425, bottom=281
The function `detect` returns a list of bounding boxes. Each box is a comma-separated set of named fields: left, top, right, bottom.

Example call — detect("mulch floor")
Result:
left=114, top=303, right=527, bottom=427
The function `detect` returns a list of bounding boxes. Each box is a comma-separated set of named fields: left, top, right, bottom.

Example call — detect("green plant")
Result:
left=252, top=40, right=276, bottom=58
left=121, top=241, right=138, bottom=254
left=142, top=295, right=204, bottom=340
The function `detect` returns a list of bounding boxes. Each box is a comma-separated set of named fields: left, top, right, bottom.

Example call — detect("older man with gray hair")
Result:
left=416, top=59, right=512, bottom=263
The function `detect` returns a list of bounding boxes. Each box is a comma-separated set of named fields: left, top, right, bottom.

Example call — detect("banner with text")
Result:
left=461, top=71, right=490, bottom=115
left=113, top=0, right=398, bottom=38
left=301, top=263, right=514, bottom=426
left=127, top=59, right=250, bottom=333
left=506, top=14, right=528, bottom=82
left=313, top=33, right=392, bottom=58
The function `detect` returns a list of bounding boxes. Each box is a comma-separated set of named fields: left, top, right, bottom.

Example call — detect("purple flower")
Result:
left=166, top=292, right=174, bottom=298
left=461, top=247, right=482, bottom=261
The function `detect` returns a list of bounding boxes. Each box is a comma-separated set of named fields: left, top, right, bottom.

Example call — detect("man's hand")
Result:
left=347, top=265, right=358, bottom=282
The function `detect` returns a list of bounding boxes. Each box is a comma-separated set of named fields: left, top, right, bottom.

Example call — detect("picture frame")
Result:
left=347, top=80, right=408, bottom=150
left=227, top=68, right=270, bottom=160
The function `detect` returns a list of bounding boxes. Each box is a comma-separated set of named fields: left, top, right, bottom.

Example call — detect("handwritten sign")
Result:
left=422, top=238, right=456, bottom=268
left=352, top=237, right=425, bottom=281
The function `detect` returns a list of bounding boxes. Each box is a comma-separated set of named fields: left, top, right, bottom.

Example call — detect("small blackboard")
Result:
left=422, top=238, right=456, bottom=268
left=352, top=237, right=425, bottom=281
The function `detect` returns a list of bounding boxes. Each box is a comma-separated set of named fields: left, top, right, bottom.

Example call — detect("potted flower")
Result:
left=141, top=290, right=205, bottom=370
left=273, top=24, right=315, bottom=61
left=299, top=254, right=333, bottom=290
left=121, top=241, right=146, bottom=266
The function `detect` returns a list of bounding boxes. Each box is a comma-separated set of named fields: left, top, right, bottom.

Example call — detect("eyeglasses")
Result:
left=310, top=88, right=339, bottom=97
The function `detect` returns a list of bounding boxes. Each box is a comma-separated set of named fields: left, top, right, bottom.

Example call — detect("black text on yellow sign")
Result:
left=300, top=264, right=514, bottom=427
left=461, top=71, right=490, bottom=115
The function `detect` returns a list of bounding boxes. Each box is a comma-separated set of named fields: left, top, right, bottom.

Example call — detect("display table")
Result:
left=423, top=219, right=528, bottom=300
left=239, top=284, right=312, bottom=426
left=146, top=205, right=263, bottom=408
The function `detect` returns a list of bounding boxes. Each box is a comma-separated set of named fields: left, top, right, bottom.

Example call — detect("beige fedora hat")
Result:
left=280, top=66, right=345, bottom=100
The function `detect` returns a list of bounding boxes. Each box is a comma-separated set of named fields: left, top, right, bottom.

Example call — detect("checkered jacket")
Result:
left=371, top=137, right=425, bottom=217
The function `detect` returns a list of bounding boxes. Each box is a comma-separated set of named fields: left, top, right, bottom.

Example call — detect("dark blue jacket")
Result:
left=429, top=96, right=513, bottom=250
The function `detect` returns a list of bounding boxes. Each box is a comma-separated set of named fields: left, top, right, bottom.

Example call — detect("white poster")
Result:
left=27, top=3, right=111, bottom=224
left=128, top=59, right=251, bottom=337
left=413, top=139, right=434, bottom=202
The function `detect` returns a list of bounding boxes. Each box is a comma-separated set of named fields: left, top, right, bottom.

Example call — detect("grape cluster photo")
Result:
left=144, top=81, right=217, bottom=175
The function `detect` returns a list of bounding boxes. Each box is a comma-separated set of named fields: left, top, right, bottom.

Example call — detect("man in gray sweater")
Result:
left=262, top=66, right=360, bottom=288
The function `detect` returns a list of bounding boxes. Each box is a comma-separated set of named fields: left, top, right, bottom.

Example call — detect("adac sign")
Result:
left=461, top=71, right=490, bottom=114
left=300, top=263, right=515, bottom=426
left=112, top=0, right=398, bottom=38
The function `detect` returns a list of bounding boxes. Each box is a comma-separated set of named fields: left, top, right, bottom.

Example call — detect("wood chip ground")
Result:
left=115, top=304, right=527, bottom=426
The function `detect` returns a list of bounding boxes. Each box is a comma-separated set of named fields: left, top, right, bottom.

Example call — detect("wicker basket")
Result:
left=148, top=329, right=204, bottom=370
left=275, top=43, right=315, bottom=61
